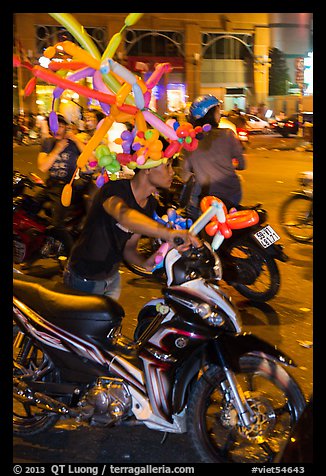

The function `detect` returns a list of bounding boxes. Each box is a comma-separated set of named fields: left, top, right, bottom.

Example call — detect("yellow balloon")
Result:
left=101, top=33, right=122, bottom=61
left=49, top=13, right=101, bottom=60
left=124, top=13, right=144, bottom=27
left=116, top=83, right=132, bottom=107
left=61, top=183, right=72, bottom=207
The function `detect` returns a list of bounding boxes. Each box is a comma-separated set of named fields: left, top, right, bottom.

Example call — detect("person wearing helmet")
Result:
left=63, top=136, right=201, bottom=300
left=181, top=94, right=246, bottom=220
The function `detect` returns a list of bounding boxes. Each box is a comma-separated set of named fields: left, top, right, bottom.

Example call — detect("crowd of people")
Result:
left=15, top=95, right=248, bottom=300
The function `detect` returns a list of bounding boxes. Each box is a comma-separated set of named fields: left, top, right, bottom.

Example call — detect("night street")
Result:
left=13, top=135, right=313, bottom=464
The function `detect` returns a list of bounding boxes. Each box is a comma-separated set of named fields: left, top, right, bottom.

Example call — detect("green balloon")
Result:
left=98, top=154, right=113, bottom=167
left=106, top=159, right=121, bottom=173
left=95, top=145, right=110, bottom=160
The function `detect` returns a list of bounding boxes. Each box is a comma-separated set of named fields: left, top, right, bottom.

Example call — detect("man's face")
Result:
left=54, top=122, right=67, bottom=140
left=84, top=113, right=98, bottom=131
left=147, top=160, right=174, bottom=189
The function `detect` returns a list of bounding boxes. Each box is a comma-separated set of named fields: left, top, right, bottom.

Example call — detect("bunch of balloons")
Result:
left=150, top=208, right=193, bottom=271
left=13, top=12, right=212, bottom=206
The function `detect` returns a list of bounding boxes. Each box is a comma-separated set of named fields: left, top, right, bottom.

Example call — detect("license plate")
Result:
left=254, top=225, right=280, bottom=248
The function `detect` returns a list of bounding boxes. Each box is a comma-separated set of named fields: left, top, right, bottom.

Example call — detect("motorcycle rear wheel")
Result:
left=187, top=357, right=306, bottom=463
left=13, top=330, right=61, bottom=436
left=224, top=240, right=280, bottom=302
left=279, top=194, right=313, bottom=243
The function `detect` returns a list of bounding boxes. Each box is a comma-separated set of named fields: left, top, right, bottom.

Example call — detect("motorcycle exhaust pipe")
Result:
left=13, top=377, right=78, bottom=417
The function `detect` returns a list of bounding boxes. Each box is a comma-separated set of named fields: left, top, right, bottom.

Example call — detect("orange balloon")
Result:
left=61, top=183, right=72, bottom=207
left=77, top=114, right=115, bottom=168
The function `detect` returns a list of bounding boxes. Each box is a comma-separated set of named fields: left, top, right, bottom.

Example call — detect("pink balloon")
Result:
left=142, top=110, right=177, bottom=140
left=93, top=70, right=113, bottom=115
left=146, top=63, right=172, bottom=90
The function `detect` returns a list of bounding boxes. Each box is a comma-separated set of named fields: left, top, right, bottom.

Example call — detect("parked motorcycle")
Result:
left=279, top=171, right=313, bottom=244
left=13, top=171, right=87, bottom=267
left=13, top=200, right=305, bottom=463
left=124, top=176, right=288, bottom=302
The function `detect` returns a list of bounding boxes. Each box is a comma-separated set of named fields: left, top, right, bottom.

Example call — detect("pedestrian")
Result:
left=36, top=114, right=89, bottom=253
left=63, top=151, right=201, bottom=301
left=75, top=109, right=109, bottom=210
left=180, top=94, right=246, bottom=220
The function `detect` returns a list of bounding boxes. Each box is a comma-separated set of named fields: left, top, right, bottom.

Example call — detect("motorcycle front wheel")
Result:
left=187, top=357, right=306, bottom=463
left=13, top=329, right=61, bottom=436
left=223, top=239, right=280, bottom=302
left=279, top=194, right=313, bottom=243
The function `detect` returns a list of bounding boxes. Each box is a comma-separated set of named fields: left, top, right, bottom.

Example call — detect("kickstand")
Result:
left=160, top=432, right=168, bottom=444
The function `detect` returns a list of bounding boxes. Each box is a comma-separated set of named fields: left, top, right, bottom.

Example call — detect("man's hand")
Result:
left=166, top=229, right=202, bottom=251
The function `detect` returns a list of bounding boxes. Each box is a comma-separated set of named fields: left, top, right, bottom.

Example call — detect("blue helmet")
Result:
left=189, top=95, right=220, bottom=119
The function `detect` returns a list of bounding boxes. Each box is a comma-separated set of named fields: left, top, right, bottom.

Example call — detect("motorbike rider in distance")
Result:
left=180, top=94, right=246, bottom=221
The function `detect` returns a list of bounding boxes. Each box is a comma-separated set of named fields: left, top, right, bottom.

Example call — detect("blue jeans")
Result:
left=63, top=265, right=121, bottom=301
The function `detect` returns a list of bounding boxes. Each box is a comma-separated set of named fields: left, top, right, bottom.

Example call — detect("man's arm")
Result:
left=103, top=195, right=201, bottom=249
left=37, top=139, right=68, bottom=173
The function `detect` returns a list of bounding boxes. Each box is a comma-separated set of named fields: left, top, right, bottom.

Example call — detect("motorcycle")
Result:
left=13, top=171, right=88, bottom=268
left=279, top=171, right=313, bottom=244
left=13, top=199, right=306, bottom=463
left=124, top=175, right=288, bottom=302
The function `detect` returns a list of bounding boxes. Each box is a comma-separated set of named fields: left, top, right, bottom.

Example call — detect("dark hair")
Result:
left=46, top=114, right=68, bottom=130
left=87, top=109, right=106, bottom=123
left=188, top=105, right=219, bottom=128
left=57, top=114, right=68, bottom=125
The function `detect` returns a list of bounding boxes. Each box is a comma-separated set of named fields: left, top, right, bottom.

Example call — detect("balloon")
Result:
left=103, top=58, right=137, bottom=85
left=135, top=111, right=147, bottom=132
left=163, top=141, right=182, bottom=158
left=60, top=41, right=101, bottom=70
left=116, top=82, right=132, bottom=107
left=101, top=71, right=135, bottom=104
left=132, top=83, right=145, bottom=110
left=101, top=32, right=123, bottom=62
left=226, top=210, right=259, bottom=229
left=124, top=13, right=144, bottom=26
left=32, top=66, right=116, bottom=106
left=95, top=144, right=111, bottom=159
left=49, top=61, right=88, bottom=71
left=49, top=13, right=101, bottom=60
left=145, top=63, right=172, bottom=90
left=61, top=183, right=73, bottom=207
left=24, top=77, right=37, bottom=96
left=142, top=111, right=178, bottom=140
left=44, top=46, right=56, bottom=58
left=77, top=114, right=115, bottom=168
left=49, top=111, right=59, bottom=134
left=93, top=70, right=113, bottom=115
left=98, top=154, right=114, bottom=167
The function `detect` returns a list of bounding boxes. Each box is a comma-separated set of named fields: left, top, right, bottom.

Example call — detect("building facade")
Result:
left=13, top=12, right=312, bottom=117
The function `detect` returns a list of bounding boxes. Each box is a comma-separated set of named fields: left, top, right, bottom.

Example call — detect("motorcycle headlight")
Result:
left=195, top=303, right=225, bottom=327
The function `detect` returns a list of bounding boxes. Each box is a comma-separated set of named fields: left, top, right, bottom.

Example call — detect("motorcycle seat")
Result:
left=13, top=273, right=124, bottom=333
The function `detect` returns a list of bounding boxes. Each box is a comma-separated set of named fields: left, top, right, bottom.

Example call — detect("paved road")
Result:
left=13, top=137, right=313, bottom=464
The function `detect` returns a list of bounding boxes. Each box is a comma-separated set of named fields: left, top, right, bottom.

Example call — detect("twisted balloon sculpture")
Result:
left=13, top=12, right=211, bottom=206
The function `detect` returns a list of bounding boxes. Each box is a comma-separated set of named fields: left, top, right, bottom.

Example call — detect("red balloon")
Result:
left=24, top=77, right=37, bottom=97
left=226, top=210, right=259, bottom=230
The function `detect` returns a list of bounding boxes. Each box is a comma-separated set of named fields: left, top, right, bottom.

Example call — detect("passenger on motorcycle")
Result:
left=180, top=94, right=246, bottom=220
left=36, top=114, right=90, bottom=254
left=63, top=152, right=201, bottom=301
